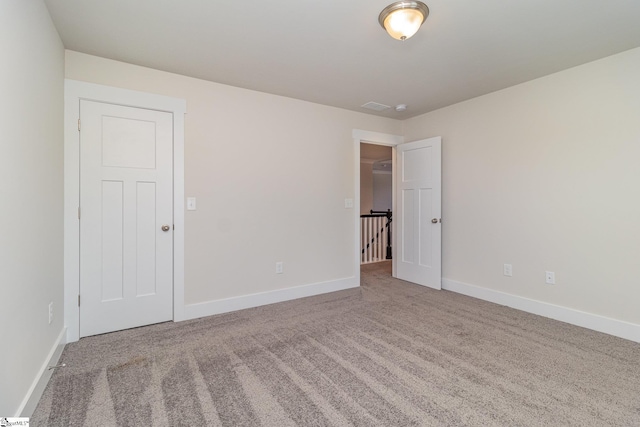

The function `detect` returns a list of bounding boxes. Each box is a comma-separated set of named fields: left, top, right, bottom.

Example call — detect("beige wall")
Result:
left=403, top=47, right=640, bottom=325
left=65, top=50, right=402, bottom=304
left=360, top=162, right=374, bottom=214
left=0, top=0, right=65, bottom=415
left=372, top=172, right=392, bottom=212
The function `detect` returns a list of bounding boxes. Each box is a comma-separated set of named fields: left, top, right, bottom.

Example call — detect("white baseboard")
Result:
left=17, top=327, right=67, bottom=417
left=442, top=278, right=640, bottom=344
left=183, top=276, right=359, bottom=321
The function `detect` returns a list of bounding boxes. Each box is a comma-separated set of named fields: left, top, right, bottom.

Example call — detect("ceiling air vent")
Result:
left=361, top=102, right=391, bottom=112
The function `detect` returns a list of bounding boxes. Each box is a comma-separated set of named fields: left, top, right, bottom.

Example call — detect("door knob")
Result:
left=161, top=225, right=171, bottom=232
left=431, top=218, right=438, bottom=224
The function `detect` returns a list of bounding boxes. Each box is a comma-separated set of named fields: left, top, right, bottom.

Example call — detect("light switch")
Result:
left=187, top=197, right=196, bottom=211
left=345, top=198, right=354, bottom=209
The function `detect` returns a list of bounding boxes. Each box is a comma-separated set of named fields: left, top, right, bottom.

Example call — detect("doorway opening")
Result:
left=360, top=143, right=393, bottom=271
left=352, top=130, right=403, bottom=289
left=353, top=130, right=443, bottom=291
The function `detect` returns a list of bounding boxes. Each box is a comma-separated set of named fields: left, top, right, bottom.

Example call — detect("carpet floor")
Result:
left=32, top=262, right=640, bottom=426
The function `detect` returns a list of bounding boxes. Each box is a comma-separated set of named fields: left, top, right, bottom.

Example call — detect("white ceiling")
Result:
left=45, top=0, right=640, bottom=119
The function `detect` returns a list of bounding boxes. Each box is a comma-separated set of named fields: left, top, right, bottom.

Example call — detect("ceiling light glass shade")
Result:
left=379, top=1, right=429, bottom=41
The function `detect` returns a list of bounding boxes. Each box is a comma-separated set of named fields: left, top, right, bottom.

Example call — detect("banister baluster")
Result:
left=360, top=211, right=393, bottom=265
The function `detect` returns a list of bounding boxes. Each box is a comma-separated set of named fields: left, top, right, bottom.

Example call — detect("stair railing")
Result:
left=360, top=209, right=392, bottom=264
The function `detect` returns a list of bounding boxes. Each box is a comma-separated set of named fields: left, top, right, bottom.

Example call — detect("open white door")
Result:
left=79, top=100, right=174, bottom=337
left=395, top=137, right=442, bottom=289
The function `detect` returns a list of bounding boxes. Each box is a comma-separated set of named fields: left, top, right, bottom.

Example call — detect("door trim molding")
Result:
left=352, top=130, right=403, bottom=282
left=64, top=79, right=187, bottom=342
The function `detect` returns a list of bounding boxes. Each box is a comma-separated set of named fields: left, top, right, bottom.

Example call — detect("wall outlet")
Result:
left=545, top=271, right=556, bottom=285
left=344, top=198, right=354, bottom=209
left=48, top=302, right=53, bottom=324
left=275, top=262, right=284, bottom=274
left=503, top=264, right=513, bottom=277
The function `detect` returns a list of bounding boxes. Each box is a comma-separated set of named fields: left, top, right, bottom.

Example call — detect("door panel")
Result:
left=80, top=100, right=173, bottom=337
left=395, top=137, right=442, bottom=289
left=136, top=181, right=157, bottom=297
left=419, top=188, right=433, bottom=268
left=401, top=189, right=415, bottom=263
left=101, top=115, right=157, bottom=169
left=101, top=180, right=124, bottom=301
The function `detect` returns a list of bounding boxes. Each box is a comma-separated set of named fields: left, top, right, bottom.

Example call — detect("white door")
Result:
left=395, top=137, right=442, bottom=289
left=80, top=100, right=174, bottom=337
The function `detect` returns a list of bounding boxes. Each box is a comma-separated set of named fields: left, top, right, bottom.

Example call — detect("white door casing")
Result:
left=395, top=137, right=442, bottom=289
left=65, top=80, right=186, bottom=343
left=79, top=100, right=174, bottom=337
left=352, top=130, right=404, bottom=282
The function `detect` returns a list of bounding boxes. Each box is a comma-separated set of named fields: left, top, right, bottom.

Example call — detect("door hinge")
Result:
left=78, top=118, right=81, bottom=132
left=78, top=295, right=80, bottom=307
left=78, top=207, right=81, bottom=220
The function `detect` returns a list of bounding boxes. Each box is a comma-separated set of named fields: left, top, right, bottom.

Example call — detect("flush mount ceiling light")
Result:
left=379, top=1, right=429, bottom=41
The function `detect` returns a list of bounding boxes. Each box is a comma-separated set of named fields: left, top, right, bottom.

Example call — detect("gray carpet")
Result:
left=32, top=262, right=640, bottom=426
